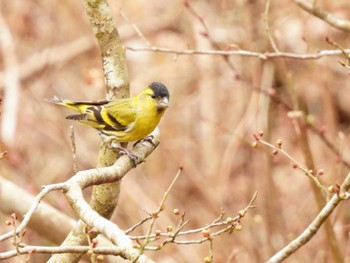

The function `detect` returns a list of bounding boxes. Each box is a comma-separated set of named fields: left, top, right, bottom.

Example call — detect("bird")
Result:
left=47, top=82, right=169, bottom=160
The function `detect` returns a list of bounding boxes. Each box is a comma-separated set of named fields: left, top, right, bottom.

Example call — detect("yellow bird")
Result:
left=48, top=82, right=169, bottom=155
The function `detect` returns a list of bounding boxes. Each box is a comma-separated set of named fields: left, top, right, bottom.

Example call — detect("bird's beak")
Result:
left=158, top=97, right=170, bottom=109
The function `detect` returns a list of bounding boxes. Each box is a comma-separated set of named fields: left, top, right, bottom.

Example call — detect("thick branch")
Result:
left=49, top=1, right=130, bottom=262
left=1, top=130, right=159, bottom=262
left=85, top=0, right=129, bottom=99
left=63, top=130, right=160, bottom=262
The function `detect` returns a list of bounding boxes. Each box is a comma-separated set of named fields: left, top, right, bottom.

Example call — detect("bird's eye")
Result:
left=150, top=94, right=156, bottom=99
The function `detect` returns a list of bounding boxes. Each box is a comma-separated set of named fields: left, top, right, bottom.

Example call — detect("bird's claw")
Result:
left=133, top=135, right=156, bottom=148
left=118, top=147, right=139, bottom=167
left=108, top=142, right=139, bottom=168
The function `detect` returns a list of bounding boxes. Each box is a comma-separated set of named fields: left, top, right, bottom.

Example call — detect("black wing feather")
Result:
left=66, top=114, right=88, bottom=121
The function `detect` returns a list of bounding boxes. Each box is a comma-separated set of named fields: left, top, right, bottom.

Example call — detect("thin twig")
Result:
left=263, top=0, right=279, bottom=52
left=9, top=214, right=23, bottom=262
left=0, top=183, right=67, bottom=242
left=126, top=45, right=350, bottom=60
left=139, top=166, right=184, bottom=253
left=130, top=192, right=258, bottom=247
left=184, top=0, right=209, bottom=32
left=125, top=215, right=153, bottom=235
left=120, top=11, right=152, bottom=47
left=256, top=137, right=328, bottom=196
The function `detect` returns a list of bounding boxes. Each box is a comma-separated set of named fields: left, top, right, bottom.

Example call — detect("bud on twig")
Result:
left=202, top=229, right=211, bottom=239
left=173, top=208, right=180, bottom=215
left=235, top=224, right=242, bottom=231
left=275, top=139, right=282, bottom=148
left=96, top=255, right=104, bottom=261
left=238, top=210, right=246, bottom=218
left=317, top=169, right=324, bottom=176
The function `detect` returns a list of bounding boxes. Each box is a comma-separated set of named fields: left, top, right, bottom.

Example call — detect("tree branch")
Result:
left=126, top=45, right=350, bottom=60
left=293, top=0, right=350, bottom=32
left=267, top=172, right=350, bottom=262
left=0, top=245, right=123, bottom=260
left=1, top=129, right=160, bottom=262
left=48, top=0, right=130, bottom=261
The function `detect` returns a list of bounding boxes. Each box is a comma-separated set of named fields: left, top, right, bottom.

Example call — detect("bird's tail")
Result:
left=45, top=96, right=84, bottom=112
left=46, top=96, right=109, bottom=113
left=45, top=96, right=65, bottom=105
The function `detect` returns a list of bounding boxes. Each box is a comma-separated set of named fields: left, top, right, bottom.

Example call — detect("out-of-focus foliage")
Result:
left=1, top=0, right=350, bottom=262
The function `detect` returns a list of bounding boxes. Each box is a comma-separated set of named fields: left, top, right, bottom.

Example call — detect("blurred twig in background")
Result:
left=293, top=0, right=350, bottom=32
left=0, top=11, right=20, bottom=146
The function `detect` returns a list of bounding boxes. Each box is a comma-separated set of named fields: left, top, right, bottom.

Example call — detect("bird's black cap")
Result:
left=149, top=82, right=169, bottom=99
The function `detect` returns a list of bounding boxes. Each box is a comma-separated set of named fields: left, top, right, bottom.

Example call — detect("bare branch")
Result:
left=0, top=177, right=75, bottom=244
left=263, top=0, right=279, bottom=52
left=267, top=172, right=350, bottom=262
left=0, top=245, right=124, bottom=260
left=293, top=0, right=350, bottom=32
left=0, top=183, right=67, bottom=242
left=1, top=129, right=160, bottom=262
left=126, top=45, right=350, bottom=60
left=129, top=192, right=257, bottom=249
left=125, top=216, right=152, bottom=235
left=120, top=11, right=152, bottom=47
left=61, top=128, right=159, bottom=262
left=49, top=0, right=131, bottom=262
left=254, top=135, right=327, bottom=196
left=138, top=167, right=183, bottom=257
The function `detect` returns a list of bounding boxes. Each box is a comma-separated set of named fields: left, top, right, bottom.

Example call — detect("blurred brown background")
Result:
left=1, top=0, right=350, bottom=262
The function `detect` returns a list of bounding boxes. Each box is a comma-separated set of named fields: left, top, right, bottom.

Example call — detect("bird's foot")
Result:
left=108, top=142, right=139, bottom=167
left=116, top=146, right=139, bottom=167
left=133, top=134, right=156, bottom=148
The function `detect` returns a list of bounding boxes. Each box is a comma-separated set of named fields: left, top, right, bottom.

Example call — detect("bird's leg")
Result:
left=113, top=145, right=139, bottom=167
left=133, top=134, right=157, bottom=148
left=100, top=134, right=139, bottom=167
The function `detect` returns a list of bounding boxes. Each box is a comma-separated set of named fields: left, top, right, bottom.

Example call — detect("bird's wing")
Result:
left=55, top=97, right=137, bottom=132
left=101, top=98, right=138, bottom=130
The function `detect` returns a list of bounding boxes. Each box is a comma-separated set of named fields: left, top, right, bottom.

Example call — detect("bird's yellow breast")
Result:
left=109, top=93, right=166, bottom=142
